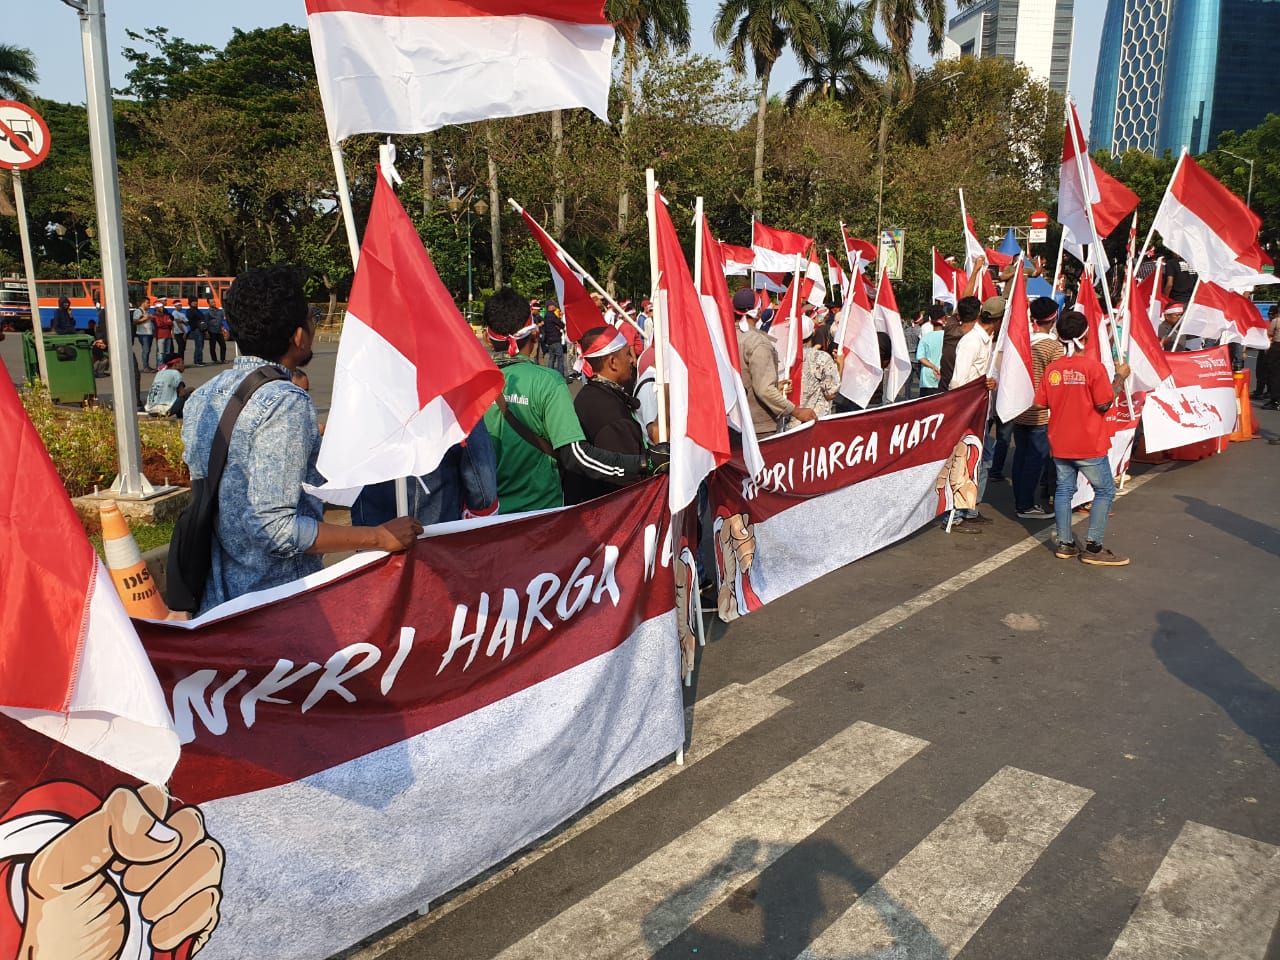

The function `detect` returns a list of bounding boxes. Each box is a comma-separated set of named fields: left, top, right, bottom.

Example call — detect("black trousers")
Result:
left=1268, top=344, right=1280, bottom=400
left=1256, top=349, right=1271, bottom=394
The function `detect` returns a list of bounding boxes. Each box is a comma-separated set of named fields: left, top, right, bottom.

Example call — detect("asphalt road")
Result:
left=339, top=415, right=1280, bottom=960
left=8, top=327, right=1280, bottom=958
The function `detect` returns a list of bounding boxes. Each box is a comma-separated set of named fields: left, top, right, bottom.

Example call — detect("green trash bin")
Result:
left=24, top=332, right=98, bottom=404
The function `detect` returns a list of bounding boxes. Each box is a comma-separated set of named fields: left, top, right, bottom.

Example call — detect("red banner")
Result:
left=709, top=385, right=990, bottom=620
left=0, top=478, right=684, bottom=960
left=1141, top=346, right=1236, bottom=454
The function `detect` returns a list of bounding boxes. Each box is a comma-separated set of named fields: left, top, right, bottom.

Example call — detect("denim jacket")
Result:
left=181, top=356, right=324, bottom=613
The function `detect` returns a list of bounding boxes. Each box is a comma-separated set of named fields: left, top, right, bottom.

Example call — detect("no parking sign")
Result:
left=0, top=101, right=51, bottom=171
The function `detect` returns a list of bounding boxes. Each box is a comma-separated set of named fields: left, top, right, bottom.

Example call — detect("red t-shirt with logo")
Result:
left=1033, top=353, right=1115, bottom=459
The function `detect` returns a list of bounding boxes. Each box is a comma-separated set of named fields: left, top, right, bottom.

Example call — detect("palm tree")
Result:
left=0, top=44, right=37, bottom=101
left=606, top=0, right=691, bottom=239
left=713, top=0, right=832, bottom=220
left=785, top=2, right=891, bottom=110
left=867, top=0, right=947, bottom=96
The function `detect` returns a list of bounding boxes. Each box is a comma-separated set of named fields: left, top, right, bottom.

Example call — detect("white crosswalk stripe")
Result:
left=796, top=766, right=1093, bottom=959
left=1105, top=821, right=1280, bottom=960
left=493, top=721, right=928, bottom=960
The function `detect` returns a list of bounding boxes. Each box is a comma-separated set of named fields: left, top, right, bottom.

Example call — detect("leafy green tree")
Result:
left=119, top=28, right=215, bottom=102
left=868, top=0, right=947, bottom=93
left=785, top=2, right=889, bottom=110
left=0, top=44, right=37, bottom=100
left=713, top=0, right=832, bottom=219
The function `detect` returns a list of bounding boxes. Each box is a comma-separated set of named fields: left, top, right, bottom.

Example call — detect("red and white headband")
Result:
left=580, top=325, right=628, bottom=377
left=488, top=318, right=540, bottom=356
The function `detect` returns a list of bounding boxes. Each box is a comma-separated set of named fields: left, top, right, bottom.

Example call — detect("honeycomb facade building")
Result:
left=1091, top=0, right=1280, bottom=156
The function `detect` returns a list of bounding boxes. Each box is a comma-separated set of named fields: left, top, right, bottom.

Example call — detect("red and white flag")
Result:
left=654, top=192, right=732, bottom=512
left=317, top=173, right=504, bottom=501
left=770, top=262, right=810, bottom=406
left=873, top=267, right=911, bottom=403
left=305, top=0, right=615, bottom=143
left=1181, top=281, right=1271, bottom=350
left=699, top=215, right=765, bottom=479
left=1135, top=260, right=1167, bottom=334
left=836, top=271, right=883, bottom=407
left=755, top=271, right=788, bottom=294
left=962, top=210, right=986, bottom=272
left=752, top=220, right=814, bottom=273
left=1076, top=274, right=1117, bottom=381
left=719, top=241, right=754, bottom=277
left=0, top=375, right=178, bottom=785
left=841, top=224, right=876, bottom=273
left=932, top=247, right=958, bottom=305
left=517, top=203, right=601, bottom=341
left=994, top=268, right=1037, bottom=422
left=1059, top=101, right=1140, bottom=252
left=805, top=254, right=827, bottom=307
left=1152, top=153, right=1277, bottom=289
left=1126, top=272, right=1177, bottom=394
left=1142, top=346, right=1238, bottom=452
left=827, top=251, right=846, bottom=295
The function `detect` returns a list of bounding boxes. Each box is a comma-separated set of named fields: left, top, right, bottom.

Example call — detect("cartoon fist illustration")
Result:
left=9, top=783, right=223, bottom=960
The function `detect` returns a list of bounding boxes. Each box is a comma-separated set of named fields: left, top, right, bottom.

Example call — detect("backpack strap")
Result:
left=205, top=366, right=291, bottom=490
left=494, top=392, right=555, bottom=457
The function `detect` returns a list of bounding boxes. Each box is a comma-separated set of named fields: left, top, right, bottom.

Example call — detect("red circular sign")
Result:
left=0, top=101, right=51, bottom=171
left=1029, top=210, right=1049, bottom=229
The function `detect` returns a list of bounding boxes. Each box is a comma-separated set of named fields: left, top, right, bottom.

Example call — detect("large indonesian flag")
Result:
left=1077, top=274, right=1117, bottom=381
left=1181, top=281, right=1271, bottom=349
left=710, top=385, right=989, bottom=621
left=0, top=374, right=178, bottom=785
left=516, top=202, right=601, bottom=340
left=0, top=480, right=684, bottom=960
left=752, top=220, right=814, bottom=273
left=699, top=213, right=765, bottom=479
left=653, top=192, right=732, bottom=512
left=1152, top=153, right=1276, bottom=289
left=872, top=267, right=911, bottom=403
left=305, top=0, right=615, bottom=142
left=836, top=271, right=883, bottom=407
left=719, top=241, right=754, bottom=276
left=316, top=172, right=503, bottom=500
left=1126, top=271, right=1176, bottom=394
left=1141, top=346, right=1237, bottom=453
left=1059, top=101, right=1139, bottom=250
left=994, top=268, right=1037, bottom=422
left=932, top=247, right=958, bottom=305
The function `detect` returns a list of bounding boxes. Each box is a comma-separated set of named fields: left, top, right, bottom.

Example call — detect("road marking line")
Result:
left=1105, top=822, right=1280, bottom=960
left=494, top=722, right=928, bottom=960
left=797, top=766, right=1093, bottom=959
left=345, top=465, right=1170, bottom=958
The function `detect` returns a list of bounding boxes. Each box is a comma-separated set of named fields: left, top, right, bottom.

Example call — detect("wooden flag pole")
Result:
left=693, top=197, right=704, bottom=291
left=645, top=169, right=669, bottom=444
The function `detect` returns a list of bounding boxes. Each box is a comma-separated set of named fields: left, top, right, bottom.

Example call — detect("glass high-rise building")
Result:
left=1091, top=0, right=1280, bottom=155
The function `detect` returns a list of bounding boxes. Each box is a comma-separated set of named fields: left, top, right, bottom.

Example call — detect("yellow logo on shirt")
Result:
left=1048, top=370, right=1062, bottom=386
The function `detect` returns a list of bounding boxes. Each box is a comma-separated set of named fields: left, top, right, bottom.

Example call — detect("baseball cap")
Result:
left=731, top=287, right=757, bottom=315
left=980, top=296, right=1006, bottom=318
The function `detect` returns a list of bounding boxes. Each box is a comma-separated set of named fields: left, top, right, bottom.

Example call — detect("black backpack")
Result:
left=165, top=366, right=289, bottom=613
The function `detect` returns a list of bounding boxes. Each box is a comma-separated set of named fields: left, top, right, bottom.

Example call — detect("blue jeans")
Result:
left=991, top=419, right=1014, bottom=476
left=1053, top=456, right=1115, bottom=546
left=136, top=334, right=154, bottom=369
left=1011, top=424, right=1050, bottom=512
left=958, top=425, right=996, bottom=519
left=193, top=329, right=205, bottom=364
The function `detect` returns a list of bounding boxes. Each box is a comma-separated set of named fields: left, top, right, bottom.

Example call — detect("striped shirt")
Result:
left=1015, top=334, right=1065, bottom=426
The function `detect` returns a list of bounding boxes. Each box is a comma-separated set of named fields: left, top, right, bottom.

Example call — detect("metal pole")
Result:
left=77, top=0, right=149, bottom=497
left=12, top=170, right=49, bottom=387
left=466, top=207, right=474, bottom=311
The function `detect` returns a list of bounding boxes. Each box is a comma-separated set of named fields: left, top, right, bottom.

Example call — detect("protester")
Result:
left=633, top=344, right=659, bottom=444
left=182, top=266, right=420, bottom=614
left=133, top=297, right=155, bottom=371
left=946, top=297, right=1001, bottom=531
left=939, top=296, right=979, bottom=390
left=1034, top=309, right=1132, bottom=566
left=50, top=297, right=76, bottom=334
left=903, top=312, right=923, bottom=399
left=144, top=357, right=190, bottom=418
left=563, top=324, right=649, bottom=505
left=800, top=316, right=840, bottom=417
left=1012, top=298, right=1066, bottom=519
left=916, top=305, right=945, bottom=396
left=352, top=423, right=499, bottom=526
left=187, top=297, right=208, bottom=366
left=734, top=287, right=816, bottom=436
left=206, top=303, right=228, bottom=364
left=540, top=302, right=567, bottom=377
left=90, top=320, right=109, bottom=378
left=170, top=301, right=190, bottom=362
left=1265, top=304, right=1280, bottom=410
left=481, top=288, right=658, bottom=513
left=153, top=305, right=175, bottom=363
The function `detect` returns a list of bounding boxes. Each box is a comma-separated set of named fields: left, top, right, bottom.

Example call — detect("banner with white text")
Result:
left=0, top=478, right=683, bottom=960
left=709, top=384, right=990, bottom=621
left=1141, top=346, right=1236, bottom=453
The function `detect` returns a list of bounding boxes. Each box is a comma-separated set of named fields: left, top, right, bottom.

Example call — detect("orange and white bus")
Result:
left=146, top=277, right=234, bottom=311
left=36, top=278, right=147, bottom=330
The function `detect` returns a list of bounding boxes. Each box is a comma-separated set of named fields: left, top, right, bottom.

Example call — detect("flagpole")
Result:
left=1051, top=227, right=1067, bottom=299
left=693, top=197, right=704, bottom=291
left=506, top=199, right=645, bottom=341
left=958, top=188, right=973, bottom=272
left=1170, top=278, right=1202, bottom=351
left=839, top=220, right=856, bottom=276
left=784, top=252, right=803, bottom=390
left=1136, top=148, right=1186, bottom=266
left=1117, top=209, right=1140, bottom=356
left=645, top=169, right=669, bottom=444
left=331, top=140, right=361, bottom=268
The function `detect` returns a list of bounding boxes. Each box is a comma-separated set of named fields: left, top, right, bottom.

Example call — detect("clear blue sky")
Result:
left=18, top=0, right=1102, bottom=129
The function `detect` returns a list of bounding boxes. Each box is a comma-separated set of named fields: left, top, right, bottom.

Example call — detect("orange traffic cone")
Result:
left=99, top=501, right=170, bottom=619
left=1230, top=370, right=1257, bottom=443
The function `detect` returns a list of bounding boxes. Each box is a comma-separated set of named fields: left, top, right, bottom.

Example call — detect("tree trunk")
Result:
left=876, top=105, right=889, bottom=241
left=552, top=109, right=565, bottom=235
left=753, top=65, right=773, bottom=221
left=0, top=170, right=14, bottom=218
left=617, top=44, right=636, bottom=239
left=422, top=133, right=434, bottom=216
left=486, top=124, right=503, bottom=289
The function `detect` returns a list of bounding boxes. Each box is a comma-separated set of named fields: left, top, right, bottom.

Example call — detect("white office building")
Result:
left=941, top=0, right=1075, bottom=95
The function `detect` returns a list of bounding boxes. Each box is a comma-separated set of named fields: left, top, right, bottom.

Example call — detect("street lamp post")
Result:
left=1221, top=149, right=1255, bottom=208
left=443, top=155, right=487, bottom=320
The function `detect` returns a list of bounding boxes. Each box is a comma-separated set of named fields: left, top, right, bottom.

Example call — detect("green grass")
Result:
left=89, top=518, right=175, bottom=559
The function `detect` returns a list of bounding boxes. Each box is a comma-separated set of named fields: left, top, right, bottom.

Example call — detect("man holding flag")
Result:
left=733, top=287, right=817, bottom=436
